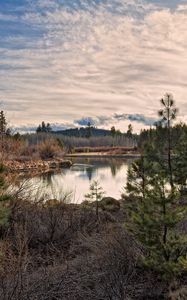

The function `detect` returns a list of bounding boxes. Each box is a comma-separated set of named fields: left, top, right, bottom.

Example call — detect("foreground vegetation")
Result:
left=0, top=94, right=187, bottom=299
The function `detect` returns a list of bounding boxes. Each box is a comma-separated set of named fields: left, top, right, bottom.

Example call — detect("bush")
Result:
left=100, top=197, right=120, bottom=212
left=39, top=139, right=61, bottom=159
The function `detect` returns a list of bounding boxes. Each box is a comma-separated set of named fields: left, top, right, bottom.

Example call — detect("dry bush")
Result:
left=0, top=197, right=186, bottom=300
left=0, top=224, right=140, bottom=299
left=168, top=286, right=187, bottom=300
left=67, top=226, right=140, bottom=300
left=19, top=144, right=39, bottom=160
left=0, top=137, right=25, bottom=161
left=0, top=223, right=30, bottom=300
left=0, top=136, right=65, bottom=161
left=39, top=138, right=62, bottom=159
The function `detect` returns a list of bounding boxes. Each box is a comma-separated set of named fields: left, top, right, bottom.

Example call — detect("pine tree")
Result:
left=124, top=147, right=162, bottom=219
left=173, top=132, right=187, bottom=197
left=0, top=111, right=7, bottom=136
left=36, top=122, right=52, bottom=133
left=158, top=93, right=178, bottom=189
left=41, top=121, right=46, bottom=132
left=46, top=123, right=52, bottom=133
left=127, top=124, right=133, bottom=138
left=86, top=122, right=92, bottom=138
left=126, top=155, right=151, bottom=201
left=111, top=126, right=116, bottom=138
left=36, top=124, right=42, bottom=133
left=85, top=180, right=105, bottom=220
left=0, top=111, right=9, bottom=158
left=124, top=95, right=187, bottom=283
left=0, top=165, right=11, bottom=226
left=127, top=174, right=187, bottom=280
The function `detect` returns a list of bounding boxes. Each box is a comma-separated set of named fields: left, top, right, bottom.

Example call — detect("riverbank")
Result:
left=4, top=152, right=140, bottom=173
left=65, top=152, right=140, bottom=159
left=4, top=159, right=72, bottom=173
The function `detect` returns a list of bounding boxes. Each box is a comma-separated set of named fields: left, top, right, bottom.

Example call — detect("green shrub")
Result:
left=100, top=197, right=120, bottom=212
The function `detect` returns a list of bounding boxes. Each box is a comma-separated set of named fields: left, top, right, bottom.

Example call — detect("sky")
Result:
left=0, top=0, right=187, bottom=133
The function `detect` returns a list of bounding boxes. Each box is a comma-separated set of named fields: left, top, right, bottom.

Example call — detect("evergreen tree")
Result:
left=41, top=121, right=46, bottom=132
left=0, top=165, right=11, bottom=226
left=158, top=93, right=178, bottom=188
left=0, top=111, right=7, bottom=136
left=127, top=174, right=187, bottom=280
left=124, top=95, right=187, bottom=284
left=173, top=132, right=187, bottom=196
left=85, top=180, right=105, bottom=220
left=86, top=122, right=92, bottom=138
left=0, top=111, right=10, bottom=157
left=111, top=126, right=116, bottom=138
left=115, top=129, right=122, bottom=136
left=36, top=122, right=52, bottom=133
left=36, top=124, right=42, bottom=133
left=13, top=132, right=21, bottom=141
left=125, top=151, right=187, bottom=282
left=5, top=127, right=11, bottom=136
left=127, top=124, right=133, bottom=138
left=126, top=155, right=151, bottom=201
left=46, top=123, right=52, bottom=133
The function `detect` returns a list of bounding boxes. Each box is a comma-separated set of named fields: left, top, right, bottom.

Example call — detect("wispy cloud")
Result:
left=0, top=13, right=18, bottom=22
left=0, top=0, right=187, bottom=131
left=114, top=114, right=156, bottom=125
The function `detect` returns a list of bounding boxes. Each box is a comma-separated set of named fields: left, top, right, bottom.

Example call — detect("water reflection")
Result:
left=18, top=158, right=133, bottom=203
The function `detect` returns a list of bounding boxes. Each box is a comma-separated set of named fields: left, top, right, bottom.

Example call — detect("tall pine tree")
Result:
left=124, top=95, right=187, bottom=283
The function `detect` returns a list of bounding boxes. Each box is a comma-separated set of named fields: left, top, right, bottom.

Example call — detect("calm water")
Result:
left=19, top=158, right=133, bottom=203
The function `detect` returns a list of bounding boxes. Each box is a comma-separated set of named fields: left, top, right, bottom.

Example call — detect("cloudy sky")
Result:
left=0, top=0, right=187, bottom=132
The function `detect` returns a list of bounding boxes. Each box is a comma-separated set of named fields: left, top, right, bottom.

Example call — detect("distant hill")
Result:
left=53, top=127, right=116, bottom=137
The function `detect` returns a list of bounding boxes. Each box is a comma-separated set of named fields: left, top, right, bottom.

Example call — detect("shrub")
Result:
left=39, top=139, right=61, bottom=159
left=100, top=197, right=120, bottom=212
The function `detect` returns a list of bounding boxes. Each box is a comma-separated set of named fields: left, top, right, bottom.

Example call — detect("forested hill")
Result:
left=52, top=127, right=114, bottom=137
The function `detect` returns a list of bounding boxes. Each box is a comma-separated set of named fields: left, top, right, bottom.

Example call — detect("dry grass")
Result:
left=0, top=197, right=185, bottom=299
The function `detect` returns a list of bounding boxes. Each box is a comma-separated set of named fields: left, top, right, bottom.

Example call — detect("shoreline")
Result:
left=65, top=152, right=140, bottom=159
left=4, top=159, right=72, bottom=173
left=4, top=153, right=140, bottom=174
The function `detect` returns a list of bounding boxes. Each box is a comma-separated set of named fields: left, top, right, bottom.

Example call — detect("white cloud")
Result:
left=0, top=13, right=18, bottom=22
left=177, top=4, right=187, bottom=12
left=0, top=0, right=187, bottom=131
